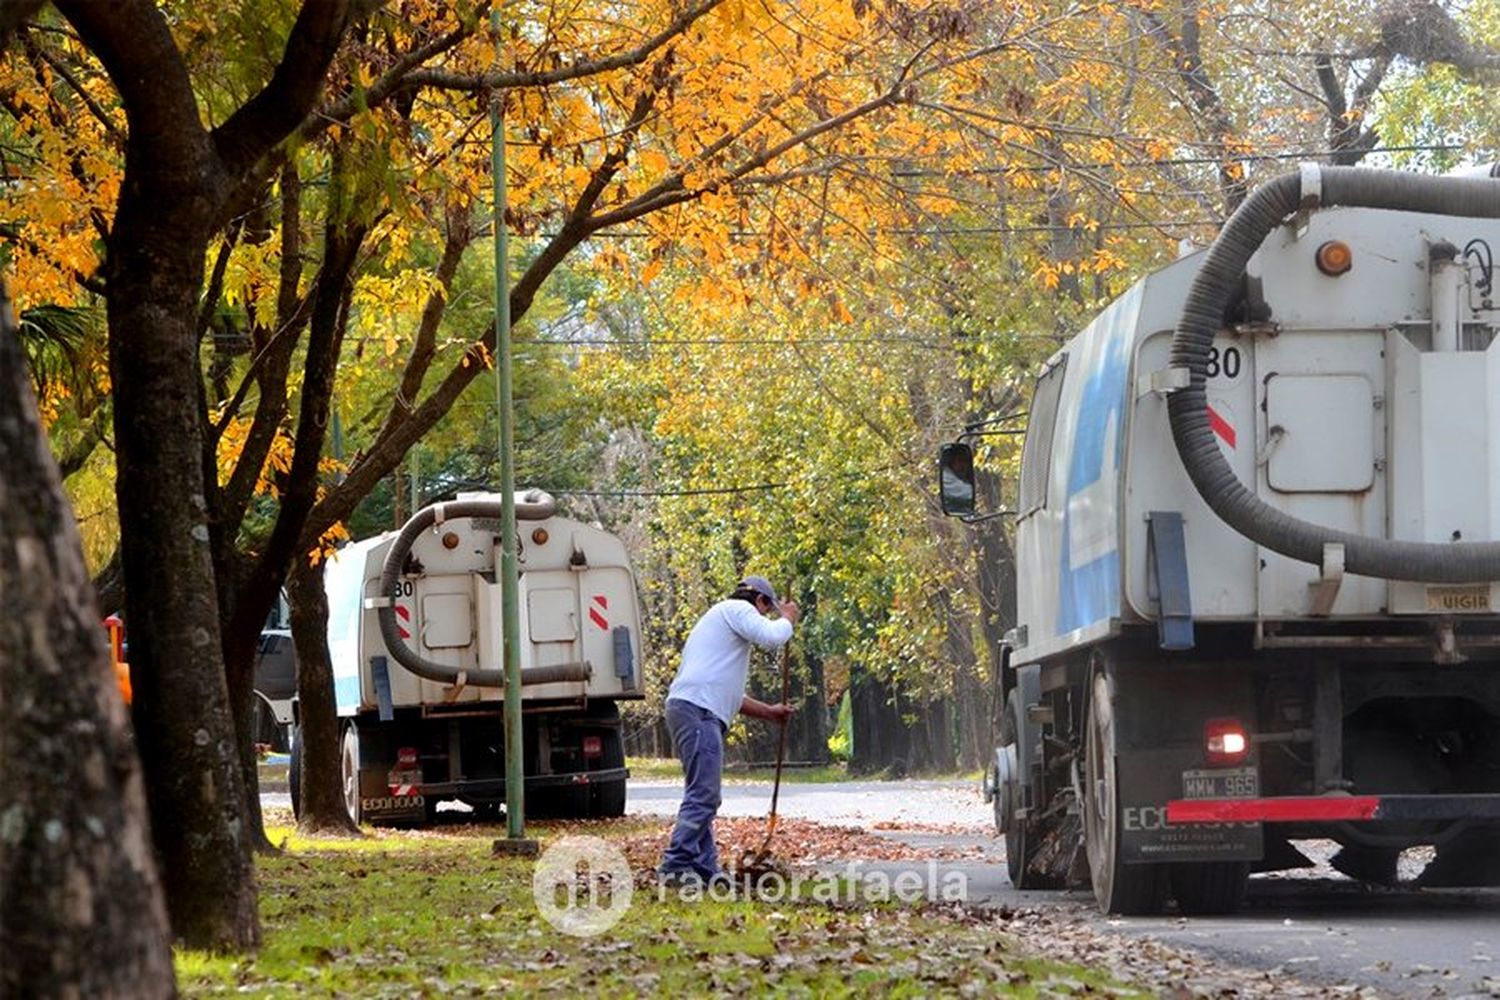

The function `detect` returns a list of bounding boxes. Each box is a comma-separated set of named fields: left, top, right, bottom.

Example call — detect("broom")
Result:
left=738, top=638, right=793, bottom=878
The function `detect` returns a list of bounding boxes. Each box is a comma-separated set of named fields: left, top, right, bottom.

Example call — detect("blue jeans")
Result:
left=660, top=698, right=725, bottom=878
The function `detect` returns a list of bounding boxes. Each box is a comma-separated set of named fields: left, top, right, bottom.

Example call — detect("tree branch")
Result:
left=388, top=206, right=472, bottom=417
left=28, top=38, right=124, bottom=147
left=212, top=0, right=353, bottom=176
left=401, top=0, right=723, bottom=93
left=55, top=0, right=203, bottom=171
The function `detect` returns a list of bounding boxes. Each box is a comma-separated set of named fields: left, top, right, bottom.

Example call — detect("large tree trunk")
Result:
left=93, top=82, right=259, bottom=944
left=108, top=194, right=261, bottom=947
left=54, top=0, right=353, bottom=948
left=286, top=559, right=360, bottom=834
left=0, top=285, right=177, bottom=997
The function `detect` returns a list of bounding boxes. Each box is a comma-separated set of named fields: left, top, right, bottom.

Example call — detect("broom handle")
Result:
left=768, top=640, right=791, bottom=823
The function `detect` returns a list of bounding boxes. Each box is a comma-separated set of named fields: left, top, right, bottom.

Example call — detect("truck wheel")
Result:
left=1170, top=862, right=1248, bottom=914
left=552, top=785, right=592, bottom=819
left=289, top=724, right=302, bottom=820
left=998, top=692, right=1061, bottom=889
left=1084, top=667, right=1166, bottom=915
left=592, top=777, right=626, bottom=818
left=340, top=724, right=363, bottom=826
left=590, top=718, right=627, bottom=818
left=1418, top=827, right=1500, bottom=887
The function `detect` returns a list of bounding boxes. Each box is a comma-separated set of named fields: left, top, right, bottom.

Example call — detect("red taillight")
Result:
left=1204, top=718, right=1249, bottom=766
left=397, top=747, right=420, bottom=767
left=582, top=736, right=602, bottom=759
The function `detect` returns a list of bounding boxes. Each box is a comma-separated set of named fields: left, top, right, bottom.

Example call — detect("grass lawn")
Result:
left=175, top=812, right=1144, bottom=997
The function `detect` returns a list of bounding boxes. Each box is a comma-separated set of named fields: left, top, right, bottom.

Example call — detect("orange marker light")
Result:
left=442, top=531, right=460, bottom=549
left=531, top=528, right=549, bottom=545
left=1315, top=240, right=1353, bottom=276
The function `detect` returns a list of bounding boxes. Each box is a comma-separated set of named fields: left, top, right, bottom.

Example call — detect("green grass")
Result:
left=177, top=816, right=1145, bottom=997
left=257, top=763, right=289, bottom=792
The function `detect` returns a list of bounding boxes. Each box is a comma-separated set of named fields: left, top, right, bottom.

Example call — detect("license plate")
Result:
left=1426, top=585, right=1491, bottom=613
left=1182, top=766, right=1258, bottom=799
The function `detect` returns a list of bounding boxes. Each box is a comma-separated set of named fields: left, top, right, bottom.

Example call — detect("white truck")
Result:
left=942, top=165, right=1500, bottom=914
left=305, top=489, right=642, bottom=824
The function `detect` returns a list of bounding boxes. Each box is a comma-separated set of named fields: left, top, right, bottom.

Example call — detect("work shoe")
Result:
left=655, top=868, right=705, bottom=890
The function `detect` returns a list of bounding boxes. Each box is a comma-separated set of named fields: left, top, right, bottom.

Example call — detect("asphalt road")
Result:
left=632, top=778, right=1500, bottom=999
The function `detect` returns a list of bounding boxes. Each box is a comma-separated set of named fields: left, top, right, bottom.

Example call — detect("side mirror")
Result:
left=937, top=442, right=977, bottom=517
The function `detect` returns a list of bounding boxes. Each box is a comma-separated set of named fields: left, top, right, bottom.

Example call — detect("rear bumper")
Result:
left=1167, top=793, right=1500, bottom=824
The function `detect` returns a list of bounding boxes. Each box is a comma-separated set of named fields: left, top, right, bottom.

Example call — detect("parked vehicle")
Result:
left=252, top=626, right=295, bottom=753
left=943, top=166, right=1500, bottom=914
left=295, top=490, right=642, bottom=825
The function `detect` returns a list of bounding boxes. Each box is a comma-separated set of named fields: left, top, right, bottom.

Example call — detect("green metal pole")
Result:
left=490, top=8, right=530, bottom=849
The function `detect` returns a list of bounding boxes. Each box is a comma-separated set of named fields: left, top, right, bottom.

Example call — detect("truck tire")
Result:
left=1170, top=862, right=1248, bottom=915
left=590, top=708, right=627, bottom=818
left=340, top=723, right=364, bottom=826
left=289, top=724, right=302, bottom=820
left=1084, top=666, right=1166, bottom=915
left=998, top=692, right=1061, bottom=889
left=1418, top=827, right=1500, bottom=887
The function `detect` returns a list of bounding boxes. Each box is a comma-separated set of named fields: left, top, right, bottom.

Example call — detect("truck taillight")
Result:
left=1204, top=718, right=1249, bottom=766
left=397, top=747, right=420, bottom=767
left=582, top=736, right=602, bottom=759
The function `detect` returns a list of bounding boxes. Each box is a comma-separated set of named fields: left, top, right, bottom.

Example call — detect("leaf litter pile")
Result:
left=620, top=815, right=988, bottom=871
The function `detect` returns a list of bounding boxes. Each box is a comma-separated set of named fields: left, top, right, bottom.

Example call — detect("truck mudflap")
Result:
left=1118, top=751, right=1264, bottom=863
left=1168, top=793, right=1500, bottom=824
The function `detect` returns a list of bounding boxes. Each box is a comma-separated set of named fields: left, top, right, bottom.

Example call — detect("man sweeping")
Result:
left=658, top=576, right=798, bottom=883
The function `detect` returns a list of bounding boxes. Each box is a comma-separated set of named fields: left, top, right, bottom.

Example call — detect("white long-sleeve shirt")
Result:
left=666, top=598, right=793, bottom=725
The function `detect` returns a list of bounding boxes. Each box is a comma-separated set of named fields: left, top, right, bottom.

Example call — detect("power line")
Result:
left=514, top=332, right=1066, bottom=349
left=556, top=218, right=1221, bottom=240
left=550, top=460, right=910, bottom=497
left=522, top=335, right=949, bottom=348
left=554, top=483, right=785, bottom=496
left=888, top=144, right=1467, bottom=178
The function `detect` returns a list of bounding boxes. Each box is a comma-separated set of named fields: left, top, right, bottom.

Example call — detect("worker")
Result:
left=658, top=575, right=798, bottom=884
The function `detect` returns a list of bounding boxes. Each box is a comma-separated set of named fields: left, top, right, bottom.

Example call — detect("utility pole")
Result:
left=490, top=8, right=536, bottom=857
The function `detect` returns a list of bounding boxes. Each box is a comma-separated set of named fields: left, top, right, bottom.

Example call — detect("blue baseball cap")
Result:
left=740, top=575, right=778, bottom=604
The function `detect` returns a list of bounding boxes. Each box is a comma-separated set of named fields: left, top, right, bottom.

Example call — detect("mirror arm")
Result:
left=959, top=428, right=1025, bottom=441
left=961, top=411, right=1026, bottom=436
left=959, top=510, right=1013, bottom=524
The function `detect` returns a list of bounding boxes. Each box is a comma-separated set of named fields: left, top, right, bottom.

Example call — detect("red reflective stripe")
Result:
left=589, top=608, right=609, bottom=630
left=395, top=605, right=410, bottom=620
left=1167, top=796, right=1381, bottom=824
left=1206, top=404, right=1237, bottom=449
left=593, top=595, right=608, bottom=609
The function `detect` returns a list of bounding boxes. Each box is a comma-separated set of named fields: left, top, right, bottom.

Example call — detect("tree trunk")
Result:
left=0, top=284, right=177, bottom=997
left=795, top=649, right=831, bottom=764
left=109, top=216, right=261, bottom=947
left=92, top=123, right=260, bottom=943
left=849, top=668, right=909, bottom=776
left=286, top=560, right=360, bottom=834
